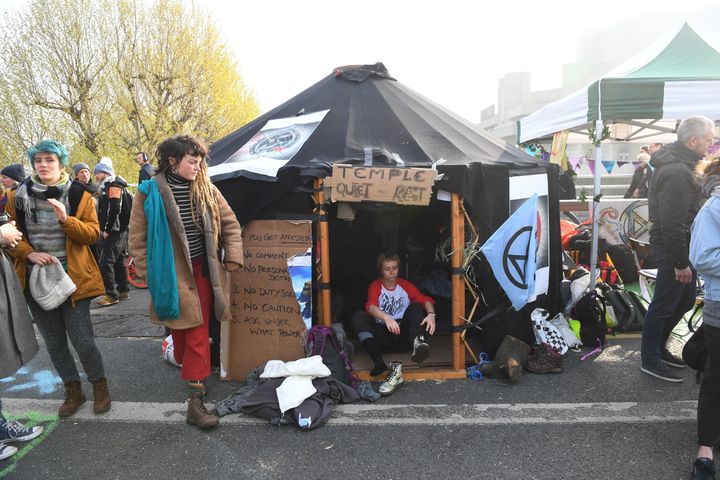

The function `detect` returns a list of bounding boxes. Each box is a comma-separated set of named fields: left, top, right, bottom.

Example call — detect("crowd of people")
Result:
left=0, top=118, right=719, bottom=479
left=0, top=135, right=247, bottom=462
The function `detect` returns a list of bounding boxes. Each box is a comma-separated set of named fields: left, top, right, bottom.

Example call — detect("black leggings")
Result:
left=698, top=323, right=720, bottom=447
left=350, top=302, right=427, bottom=352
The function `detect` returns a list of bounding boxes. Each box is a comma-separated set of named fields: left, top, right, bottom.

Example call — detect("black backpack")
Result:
left=305, top=324, right=358, bottom=387
left=573, top=289, right=607, bottom=347
left=118, top=188, right=133, bottom=231
left=606, top=244, right=638, bottom=284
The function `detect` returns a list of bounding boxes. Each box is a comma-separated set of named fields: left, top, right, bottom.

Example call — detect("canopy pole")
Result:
left=314, top=178, right=332, bottom=327
left=589, top=119, right=603, bottom=289
left=451, top=193, right=465, bottom=371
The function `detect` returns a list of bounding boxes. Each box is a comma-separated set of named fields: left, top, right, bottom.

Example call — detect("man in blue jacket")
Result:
left=641, top=116, right=715, bottom=382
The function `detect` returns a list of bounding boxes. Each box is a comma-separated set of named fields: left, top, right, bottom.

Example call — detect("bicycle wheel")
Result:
left=126, top=257, right=147, bottom=289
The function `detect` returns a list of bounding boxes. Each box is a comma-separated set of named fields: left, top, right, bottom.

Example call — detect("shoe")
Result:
left=378, top=362, right=404, bottom=396
left=0, top=420, right=44, bottom=443
left=411, top=335, right=430, bottom=364
left=58, top=381, right=87, bottom=417
left=691, top=458, right=716, bottom=480
left=525, top=345, right=563, bottom=374
left=369, top=362, right=388, bottom=377
left=95, top=295, right=119, bottom=307
left=0, top=444, right=17, bottom=461
left=186, top=392, right=219, bottom=429
left=118, top=291, right=130, bottom=300
left=640, top=362, right=684, bottom=383
left=661, top=348, right=686, bottom=369
left=481, top=335, right=532, bottom=381
left=91, top=378, right=112, bottom=414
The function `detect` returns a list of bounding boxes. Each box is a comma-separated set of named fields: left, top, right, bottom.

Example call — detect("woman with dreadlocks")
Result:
left=128, top=135, right=243, bottom=429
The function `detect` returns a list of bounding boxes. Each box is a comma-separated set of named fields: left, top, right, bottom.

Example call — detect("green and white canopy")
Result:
left=519, top=21, right=720, bottom=143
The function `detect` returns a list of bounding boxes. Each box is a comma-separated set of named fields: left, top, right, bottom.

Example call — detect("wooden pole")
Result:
left=451, top=193, right=465, bottom=371
left=315, top=179, right=332, bottom=327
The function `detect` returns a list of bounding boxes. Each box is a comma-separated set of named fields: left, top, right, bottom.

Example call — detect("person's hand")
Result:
left=0, top=221, right=22, bottom=248
left=46, top=198, right=67, bottom=223
left=384, top=316, right=400, bottom=335
left=27, top=252, right=59, bottom=265
left=421, top=313, right=436, bottom=335
left=101, top=231, right=109, bottom=240
left=675, top=266, right=693, bottom=284
left=224, top=262, right=240, bottom=272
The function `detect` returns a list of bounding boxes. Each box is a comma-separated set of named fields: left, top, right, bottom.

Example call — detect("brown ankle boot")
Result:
left=186, top=392, right=218, bottom=429
left=91, top=378, right=112, bottom=414
left=58, top=381, right=86, bottom=417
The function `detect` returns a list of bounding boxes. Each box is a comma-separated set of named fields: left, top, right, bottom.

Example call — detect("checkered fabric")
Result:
left=531, top=308, right=569, bottom=355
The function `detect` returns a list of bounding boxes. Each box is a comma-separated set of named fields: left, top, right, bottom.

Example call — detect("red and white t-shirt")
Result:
left=365, top=278, right=434, bottom=321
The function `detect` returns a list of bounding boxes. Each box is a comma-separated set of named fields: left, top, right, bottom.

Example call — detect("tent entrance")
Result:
left=315, top=180, right=467, bottom=379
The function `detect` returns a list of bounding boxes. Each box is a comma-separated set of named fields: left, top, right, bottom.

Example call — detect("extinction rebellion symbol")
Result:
left=502, top=226, right=532, bottom=289
left=249, top=128, right=301, bottom=156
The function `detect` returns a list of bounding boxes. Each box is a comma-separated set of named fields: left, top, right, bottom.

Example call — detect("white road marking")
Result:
left=3, top=398, right=698, bottom=426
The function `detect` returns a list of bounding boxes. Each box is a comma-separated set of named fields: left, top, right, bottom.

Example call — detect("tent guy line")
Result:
left=2, top=399, right=697, bottom=426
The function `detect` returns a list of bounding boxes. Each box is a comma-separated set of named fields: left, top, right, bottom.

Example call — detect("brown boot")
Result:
left=91, top=378, right=112, bottom=414
left=479, top=335, right=532, bottom=381
left=186, top=392, right=219, bottom=429
left=525, top=344, right=564, bottom=374
left=58, top=381, right=86, bottom=417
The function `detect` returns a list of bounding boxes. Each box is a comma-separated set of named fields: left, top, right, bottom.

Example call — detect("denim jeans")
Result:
left=640, top=247, right=696, bottom=366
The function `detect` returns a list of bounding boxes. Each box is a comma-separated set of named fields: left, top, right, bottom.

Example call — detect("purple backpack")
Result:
left=305, top=325, right=358, bottom=388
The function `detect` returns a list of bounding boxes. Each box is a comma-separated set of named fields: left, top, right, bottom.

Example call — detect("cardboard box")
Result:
left=221, top=220, right=311, bottom=380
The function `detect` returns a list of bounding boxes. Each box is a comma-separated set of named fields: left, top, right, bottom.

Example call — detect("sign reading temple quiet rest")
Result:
left=325, top=165, right=437, bottom=206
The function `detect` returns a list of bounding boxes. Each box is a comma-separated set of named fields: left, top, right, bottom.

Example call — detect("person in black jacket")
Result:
left=624, top=152, right=652, bottom=198
left=135, top=152, right=154, bottom=185
left=641, top=116, right=715, bottom=383
left=94, top=158, right=131, bottom=306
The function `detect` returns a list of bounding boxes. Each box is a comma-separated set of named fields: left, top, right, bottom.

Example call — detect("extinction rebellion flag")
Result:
left=480, top=194, right=538, bottom=311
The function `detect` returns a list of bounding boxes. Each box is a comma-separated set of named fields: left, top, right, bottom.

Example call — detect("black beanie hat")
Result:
left=1, top=164, right=26, bottom=184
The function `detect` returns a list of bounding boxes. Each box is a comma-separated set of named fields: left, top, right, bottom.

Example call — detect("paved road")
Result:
left=0, top=288, right=702, bottom=479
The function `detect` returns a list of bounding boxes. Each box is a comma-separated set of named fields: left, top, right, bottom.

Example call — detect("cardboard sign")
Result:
left=325, top=165, right=436, bottom=205
left=221, top=220, right=311, bottom=380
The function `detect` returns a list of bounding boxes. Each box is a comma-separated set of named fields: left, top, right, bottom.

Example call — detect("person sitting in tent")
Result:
left=350, top=251, right=436, bottom=396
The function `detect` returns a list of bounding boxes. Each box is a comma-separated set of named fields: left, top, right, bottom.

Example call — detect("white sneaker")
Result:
left=0, top=444, right=18, bottom=461
left=378, top=362, right=404, bottom=396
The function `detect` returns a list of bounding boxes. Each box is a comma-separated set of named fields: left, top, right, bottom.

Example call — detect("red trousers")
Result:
left=172, top=257, right=214, bottom=381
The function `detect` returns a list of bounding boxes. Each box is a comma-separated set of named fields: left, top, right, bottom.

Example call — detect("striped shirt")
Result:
left=25, top=191, right=69, bottom=268
left=166, top=171, right=206, bottom=259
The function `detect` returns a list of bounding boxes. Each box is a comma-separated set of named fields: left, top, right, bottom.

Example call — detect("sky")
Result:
left=193, top=0, right=719, bottom=123
left=2, top=0, right=719, bottom=123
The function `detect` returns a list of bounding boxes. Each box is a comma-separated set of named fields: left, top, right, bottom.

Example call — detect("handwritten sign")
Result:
left=221, top=220, right=311, bottom=380
left=325, top=165, right=437, bottom=205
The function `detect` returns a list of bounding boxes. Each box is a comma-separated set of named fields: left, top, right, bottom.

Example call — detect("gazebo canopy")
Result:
left=519, top=20, right=720, bottom=143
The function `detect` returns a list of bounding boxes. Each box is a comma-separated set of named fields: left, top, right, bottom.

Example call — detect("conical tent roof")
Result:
left=519, top=21, right=720, bottom=142
left=209, top=63, right=540, bottom=183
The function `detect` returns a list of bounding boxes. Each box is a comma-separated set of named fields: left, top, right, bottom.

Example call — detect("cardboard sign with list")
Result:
left=221, top=219, right=311, bottom=380
left=325, top=165, right=437, bottom=205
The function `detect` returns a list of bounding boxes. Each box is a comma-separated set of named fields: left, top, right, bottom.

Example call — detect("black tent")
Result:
left=209, top=63, right=562, bottom=365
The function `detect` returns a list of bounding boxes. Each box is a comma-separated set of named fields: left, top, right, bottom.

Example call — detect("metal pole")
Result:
left=589, top=119, right=603, bottom=287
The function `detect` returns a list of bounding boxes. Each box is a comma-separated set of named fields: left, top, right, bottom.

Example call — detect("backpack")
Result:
left=572, top=289, right=607, bottom=347
left=119, top=188, right=133, bottom=231
left=305, top=324, right=358, bottom=387
left=604, top=287, right=644, bottom=332
left=606, top=244, right=638, bottom=284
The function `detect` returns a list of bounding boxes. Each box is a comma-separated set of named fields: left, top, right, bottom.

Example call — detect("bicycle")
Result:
left=126, top=256, right=147, bottom=289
